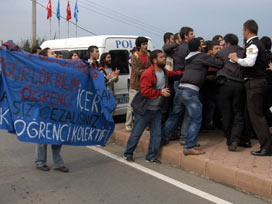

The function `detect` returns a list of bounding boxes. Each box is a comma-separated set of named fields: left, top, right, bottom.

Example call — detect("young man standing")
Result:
left=162, top=32, right=178, bottom=71
left=162, top=38, right=223, bottom=155
left=88, top=45, right=100, bottom=69
left=173, top=27, right=195, bottom=71
left=124, top=50, right=182, bottom=163
left=125, top=37, right=151, bottom=132
left=229, top=20, right=272, bottom=156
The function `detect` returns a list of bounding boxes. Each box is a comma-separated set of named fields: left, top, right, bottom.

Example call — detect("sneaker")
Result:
left=36, top=164, right=50, bottom=171
left=125, top=126, right=132, bottom=132
left=228, top=142, right=238, bottom=152
left=124, top=156, right=134, bottom=162
left=183, top=148, right=205, bottom=156
left=54, top=166, right=69, bottom=173
left=145, top=158, right=161, bottom=164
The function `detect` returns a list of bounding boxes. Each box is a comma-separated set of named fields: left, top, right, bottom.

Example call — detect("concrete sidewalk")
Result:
left=113, top=123, right=272, bottom=201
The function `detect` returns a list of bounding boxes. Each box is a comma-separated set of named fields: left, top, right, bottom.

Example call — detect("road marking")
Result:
left=87, top=146, right=233, bottom=204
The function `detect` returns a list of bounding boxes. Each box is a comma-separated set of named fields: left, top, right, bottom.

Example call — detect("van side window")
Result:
left=109, top=50, right=129, bottom=74
left=77, top=50, right=89, bottom=60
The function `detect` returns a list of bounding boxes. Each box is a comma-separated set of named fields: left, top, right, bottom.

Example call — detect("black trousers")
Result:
left=244, top=78, right=272, bottom=150
left=218, top=80, right=245, bottom=145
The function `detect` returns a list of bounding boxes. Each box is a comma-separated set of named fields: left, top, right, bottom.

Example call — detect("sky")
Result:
left=1, top=0, right=272, bottom=48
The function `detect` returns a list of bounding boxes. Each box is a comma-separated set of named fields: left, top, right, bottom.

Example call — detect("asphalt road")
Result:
left=0, top=130, right=270, bottom=204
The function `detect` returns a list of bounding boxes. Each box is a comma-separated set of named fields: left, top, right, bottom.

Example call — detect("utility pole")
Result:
left=32, top=0, right=37, bottom=45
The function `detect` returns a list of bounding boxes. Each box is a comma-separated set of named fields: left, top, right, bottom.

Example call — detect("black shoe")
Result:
left=228, top=142, right=238, bottom=152
left=145, top=158, right=161, bottom=164
left=124, top=156, right=134, bottom=162
left=238, top=141, right=252, bottom=148
left=36, top=164, right=50, bottom=171
left=54, top=166, right=69, bottom=172
left=251, top=149, right=272, bottom=156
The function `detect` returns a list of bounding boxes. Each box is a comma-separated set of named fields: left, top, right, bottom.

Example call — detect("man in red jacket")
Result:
left=124, top=50, right=183, bottom=163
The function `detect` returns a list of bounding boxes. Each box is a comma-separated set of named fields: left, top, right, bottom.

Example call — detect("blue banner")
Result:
left=0, top=42, right=115, bottom=146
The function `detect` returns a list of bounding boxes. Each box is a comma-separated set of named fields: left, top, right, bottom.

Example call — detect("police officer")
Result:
left=229, top=19, right=272, bottom=156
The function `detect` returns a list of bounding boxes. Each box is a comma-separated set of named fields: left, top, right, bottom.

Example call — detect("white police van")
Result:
left=41, top=35, right=155, bottom=116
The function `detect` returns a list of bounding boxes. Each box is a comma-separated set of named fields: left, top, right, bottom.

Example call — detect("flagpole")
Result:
left=76, top=22, right=77, bottom=37
left=68, top=21, right=69, bottom=38
left=58, top=20, right=60, bottom=39
left=50, top=18, right=51, bottom=39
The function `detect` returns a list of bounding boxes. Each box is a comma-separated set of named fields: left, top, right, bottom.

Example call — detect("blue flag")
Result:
left=56, top=0, right=60, bottom=20
left=74, top=0, right=79, bottom=22
left=0, top=42, right=116, bottom=146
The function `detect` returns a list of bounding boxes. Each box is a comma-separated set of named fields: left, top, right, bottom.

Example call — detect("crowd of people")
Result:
left=123, top=19, right=272, bottom=164
left=25, top=19, right=272, bottom=170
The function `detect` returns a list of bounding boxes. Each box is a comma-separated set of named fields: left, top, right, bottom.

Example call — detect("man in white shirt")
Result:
left=229, top=19, right=272, bottom=156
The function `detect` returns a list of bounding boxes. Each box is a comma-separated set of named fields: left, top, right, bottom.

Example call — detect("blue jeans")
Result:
left=162, top=88, right=202, bottom=149
left=180, top=109, right=189, bottom=142
left=124, top=110, right=162, bottom=160
left=34, top=144, right=64, bottom=168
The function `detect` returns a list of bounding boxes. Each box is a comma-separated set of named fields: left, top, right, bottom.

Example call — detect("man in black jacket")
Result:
left=162, top=38, right=223, bottom=155
left=229, top=19, right=272, bottom=156
left=216, top=34, right=248, bottom=151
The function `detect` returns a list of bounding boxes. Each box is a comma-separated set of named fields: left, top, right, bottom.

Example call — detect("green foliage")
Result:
left=19, top=38, right=46, bottom=53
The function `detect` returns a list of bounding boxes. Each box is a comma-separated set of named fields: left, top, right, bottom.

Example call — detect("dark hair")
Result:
left=99, top=52, right=110, bottom=67
left=197, top=37, right=204, bottom=41
left=135, top=36, right=148, bottom=49
left=174, top=33, right=180, bottom=41
left=150, top=49, right=163, bottom=64
left=31, top=46, right=41, bottom=54
left=180, top=27, right=193, bottom=40
left=87, top=45, right=98, bottom=56
left=212, top=35, right=223, bottom=42
left=260, top=36, right=271, bottom=50
left=188, top=38, right=200, bottom=52
left=130, top=47, right=138, bottom=53
left=163, top=32, right=174, bottom=43
left=39, top=47, right=50, bottom=56
left=68, top=50, right=79, bottom=59
left=205, top=40, right=219, bottom=51
left=243, top=19, right=258, bottom=35
left=224, top=33, right=239, bottom=45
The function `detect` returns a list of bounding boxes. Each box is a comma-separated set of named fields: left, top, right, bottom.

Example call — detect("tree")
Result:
left=19, top=38, right=46, bottom=53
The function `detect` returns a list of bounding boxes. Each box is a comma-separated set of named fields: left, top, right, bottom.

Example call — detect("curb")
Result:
left=112, top=126, right=272, bottom=201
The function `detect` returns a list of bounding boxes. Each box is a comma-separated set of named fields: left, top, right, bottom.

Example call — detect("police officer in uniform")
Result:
left=229, top=19, right=272, bottom=156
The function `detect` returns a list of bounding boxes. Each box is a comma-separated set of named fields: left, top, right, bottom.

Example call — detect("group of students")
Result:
left=124, top=19, right=272, bottom=164
left=31, top=45, right=120, bottom=172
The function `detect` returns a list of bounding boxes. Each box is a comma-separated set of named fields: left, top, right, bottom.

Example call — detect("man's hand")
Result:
left=267, top=62, right=272, bottom=71
left=162, top=88, right=171, bottom=97
left=228, top=53, right=239, bottom=63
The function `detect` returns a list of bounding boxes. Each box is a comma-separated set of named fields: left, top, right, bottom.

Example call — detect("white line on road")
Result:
left=87, top=146, right=233, bottom=204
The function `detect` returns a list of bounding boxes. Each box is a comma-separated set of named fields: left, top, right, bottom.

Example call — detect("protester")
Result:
left=55, top=51, right=63, bottom=59
left=200, top=40, right=221, bottom=132
left=99, top=52, right=120, bottom=93
left=124, top=50, right=182, bottom=163
left=88, top=45, right=100, bottom=69
left=229, top=19, right=272, bottom=156
left=174, top=33, right=182, bottom=45
left=216, top=34, right=247, bottom=151
left=212, top=34, right=224, bottom=49
left=31, top=46, right=41, bottom=55
left=173, top=27, right=195, bottom=71
left=162, top=32, right=177, bottom=71
left=34, top=48, right=69, bottom=172
left=162, top=38, right=224, bottom=155
left=125, top=37, right=151, bottom=132
left=68, top=50, right=80, bottom=60
left=128, top=47, right=138, bottom=91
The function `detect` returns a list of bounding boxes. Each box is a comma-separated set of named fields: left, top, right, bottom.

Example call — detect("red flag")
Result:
left=46, top=0, right=52, bottom=19
left=66, top=1, right=72, bottom=21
